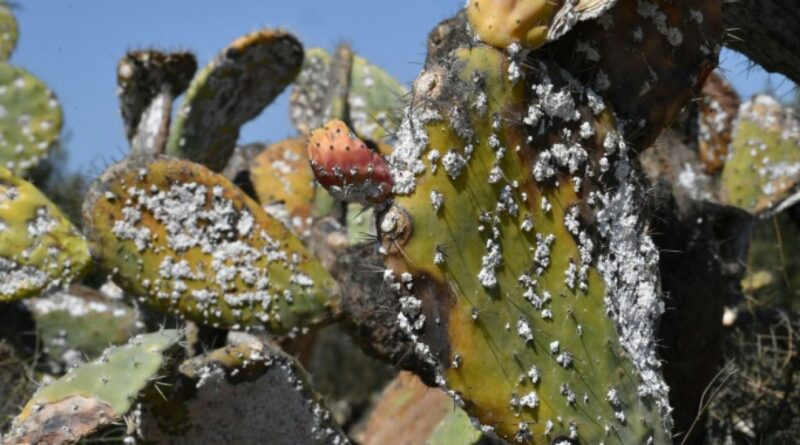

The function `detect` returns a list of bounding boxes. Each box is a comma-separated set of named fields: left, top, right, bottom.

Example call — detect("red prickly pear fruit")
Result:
left=307, top=120, right=393, bottom=205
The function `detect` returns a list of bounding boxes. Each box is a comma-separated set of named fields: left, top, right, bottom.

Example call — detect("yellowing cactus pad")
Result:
left=383, top=45, right=669, bottom=443
left=82, top=156, right=339, bottom=333
left=0, top=166, right=90, bottom=301
left=0, top=2, right=18, bottom=61
left=466, top=0, right=617, bottom=49
left=720, top=95, right=800, bottom=216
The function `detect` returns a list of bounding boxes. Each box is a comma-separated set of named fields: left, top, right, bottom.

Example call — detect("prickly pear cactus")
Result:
left=697, top=72, right=740, bottom=175
left=465, top=0, right=617, bottom=50
left=291, top=47, right=407, bottom=142
left=249, top=137, right=334, bottom=235
left=0, top=2, right=17, bottom=61
left=0, top=166, right=90, bottom=301
left=140, top=337, right=349, bottom=444
left=380, top=44, right=670, bottom=443
left=82, top=155, right=339, bottom=333
left=117, top=50, right=197, bottom=143
left=307, top=120, right=393, bottom=205
left=3, top=330, right=182, bottom=445
left=0, top=63, right=63, bottom=176
left=360, top=372, right=490, bottom=445
left=548, top=0, right=721, bottom=148
left=741, top=213, right=800, bottom=311
left=719, top=95, right=800, bottom=216
left=25, top=284, right=139, bottom=372
left=166, top=29, right=304, bottom=171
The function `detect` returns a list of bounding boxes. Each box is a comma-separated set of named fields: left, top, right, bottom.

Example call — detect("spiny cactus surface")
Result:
left=466, top=0, right=617, bottom=50
left=0, top=63, right=63, bottom=176
left=166, top=30, right=304, bottom=171
left=82, top=156, right=339, bottom=333
left=0, top=166, right=90, bottom=301
left=25, top=284, right=139, bottom=372
left=548, top=0, right=721, bottom=149
left=249, top=136, right=334, bottom=236
left=140, top=338, right=349, bottom=445
left=720, top=95, right=800, bottom=216
left=117, top=50, right=197, bottom=145
left=381, top=44, right=669, bottom=443
left=697, top=72, right=740, bottom=175
left=291, top=47, right=407, bottom=142
left=360, top=372, right=489, bottom=445
left=3, top=330, right=181, bottom=445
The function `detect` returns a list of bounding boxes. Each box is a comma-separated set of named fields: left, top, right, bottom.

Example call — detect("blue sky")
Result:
left=10, top=0, right=797, bottom=175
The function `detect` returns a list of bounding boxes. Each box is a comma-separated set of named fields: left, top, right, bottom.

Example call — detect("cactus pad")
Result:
left=0, top=2, right=17, bottom=61
left=465, top=0, right=617, bottom=50
left=117, top=50, right=197, bottom=144
left=382, top=45, right=669, bottom=443
left=719, top=95, right=800, bottom=216
left=0, top=166, right=90, bottom=301
left=549, top=0, right=721, bottom=148
left=140, top=338, right=349, bottom=444
left=3, top=330, right=181, bottom=445
left=0, top=63, right=63, bottom=176
left=361, top=372, right=488, bottom=445
left=249, top=137, right=331, bottom=235
left=697, top=72, right=740, bottom=175
left=291, top=48, right=407, bottom=142
left=166, top=30, right=304, bottom=171
left=308, top=120, right=393, bottom=205
left=25, top=284, right=139, bottom=371
left=742, top=213, right=800, bottom=312
left=82, top=156, right=339, bottom=333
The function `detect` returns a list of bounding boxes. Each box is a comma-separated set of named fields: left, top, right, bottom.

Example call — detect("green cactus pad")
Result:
left=82, top=156, right=339, bottom=333
left=382, top=45, right=669, bottom=443
left=0, top=2, right=18, bottom=61
left=166, top=30, right=304, bottom=172
left=25, top=284, right=139, bottom=371
left=4, top=330, right=181, bottom=445
left=117, top=50, right=197, bottom=144
left=0, top=63, right=63, bottom=176
left=361, top=372, right=489, bottom=445
left=720, top=95, right=800, bottom=216
left=290, top=48, right=332, bottom=135
left=290, top=47, right=407, bottom=142
left=140, top=338, right=349, bottom=444
left=0, top=166, right=90, bottom=302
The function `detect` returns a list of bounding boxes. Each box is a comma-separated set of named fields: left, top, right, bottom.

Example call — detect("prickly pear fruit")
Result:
left=0, top=63, right=63, bottom=176
left=3, top=330, right=182, bottom=445
left=382, top=44, right=669, bottom=443
left=308, top=120, right=393, bottom=205
left=548, top=0, right=721, bottom=149
left=139, top=337, right=349, bottom=444
left=697, top=72, right=739, bottom=175
left=166, top=29, right=304, bottom=172
left=465, top=0, right=617, bottom=50
left=0, top=2, right=18, bottom=61
left=720, top=95, right=800, bottom=216
left=0, top=166, right=90, bottom=301
left=82, top=155, right=339, bottom=334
